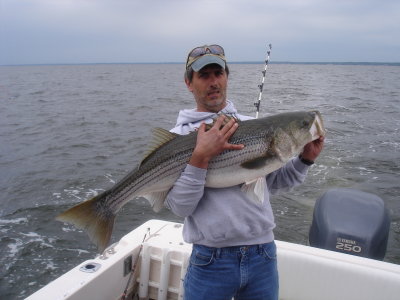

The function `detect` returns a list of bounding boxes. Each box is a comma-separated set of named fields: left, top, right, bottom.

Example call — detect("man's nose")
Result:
left=208, top=74, right=218, bottom=85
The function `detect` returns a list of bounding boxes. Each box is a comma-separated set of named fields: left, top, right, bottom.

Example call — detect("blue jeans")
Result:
left=184, top=242, right=278, bottom=300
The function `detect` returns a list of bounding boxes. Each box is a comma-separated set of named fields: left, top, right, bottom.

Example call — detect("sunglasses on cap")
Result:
left=186, top=45, right=226, bottom=70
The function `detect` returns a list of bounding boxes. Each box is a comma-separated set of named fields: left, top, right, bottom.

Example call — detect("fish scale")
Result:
left=57, top=111, right=325, bottom=252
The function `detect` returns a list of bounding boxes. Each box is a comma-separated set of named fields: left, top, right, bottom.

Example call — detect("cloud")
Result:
left=1, top=0, right=399, bottom=64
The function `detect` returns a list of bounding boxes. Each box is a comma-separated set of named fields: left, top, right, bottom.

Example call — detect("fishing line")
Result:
left=254, top=44, right=272, bottom=119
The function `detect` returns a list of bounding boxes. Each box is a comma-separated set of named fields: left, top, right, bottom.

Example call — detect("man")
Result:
left=165, top=45, right=324, bottom=300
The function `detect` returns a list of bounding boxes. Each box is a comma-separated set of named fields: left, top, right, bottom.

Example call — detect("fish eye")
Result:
left=302, top=120, right=310, bottom=127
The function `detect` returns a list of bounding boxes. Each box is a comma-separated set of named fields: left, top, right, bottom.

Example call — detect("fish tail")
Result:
left=56, top=194, right=115, bottom=252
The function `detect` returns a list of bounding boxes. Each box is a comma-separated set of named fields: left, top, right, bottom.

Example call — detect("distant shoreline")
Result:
left=1, top=61, right=399, bottom=67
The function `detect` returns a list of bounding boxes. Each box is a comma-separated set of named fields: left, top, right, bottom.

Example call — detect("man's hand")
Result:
left=301, top=136, right=325, bottom=162
left=189, top=115, right=244, bottom=169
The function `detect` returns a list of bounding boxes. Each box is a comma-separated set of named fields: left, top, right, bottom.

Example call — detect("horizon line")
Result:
left=1, top=61, right=399, bottom=67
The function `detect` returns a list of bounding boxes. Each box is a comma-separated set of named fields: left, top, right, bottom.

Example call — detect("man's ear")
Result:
left=185, top=78, right=193, bottom=92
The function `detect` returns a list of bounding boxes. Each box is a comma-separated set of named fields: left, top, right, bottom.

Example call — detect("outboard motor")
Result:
left=309, top=188, right=390, bottom=260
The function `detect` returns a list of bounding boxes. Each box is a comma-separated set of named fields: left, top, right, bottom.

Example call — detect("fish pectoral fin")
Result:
left=241, top=156, right=269, bottom=169
left=241, top=177, right=266, bottom=204
left=142, top=191, right=169, bottom=212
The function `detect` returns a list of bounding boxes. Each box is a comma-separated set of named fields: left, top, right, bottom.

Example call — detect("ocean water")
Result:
left=1, top=63, right=399, bottom=299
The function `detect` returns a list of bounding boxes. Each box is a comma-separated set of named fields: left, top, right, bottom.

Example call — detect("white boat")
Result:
left=26, top=218, right=400, bottom=300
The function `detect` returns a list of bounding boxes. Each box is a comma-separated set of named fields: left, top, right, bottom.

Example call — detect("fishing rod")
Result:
left=254, top=44, right=272, bottom=119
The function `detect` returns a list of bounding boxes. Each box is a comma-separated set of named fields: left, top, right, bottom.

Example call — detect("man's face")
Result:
left=186, top=64, right=228, bottom=112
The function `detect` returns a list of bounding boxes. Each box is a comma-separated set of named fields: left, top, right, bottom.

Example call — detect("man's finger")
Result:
left=197, top=122, right=206, bottom=133
left=212, top=115, right=226, bottom=130
left=226, top=143, right=245, bottom=150
left=224, top=121, right=238, bottom=138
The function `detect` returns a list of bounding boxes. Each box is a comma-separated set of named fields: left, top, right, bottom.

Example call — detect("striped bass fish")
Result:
left=57, top=111, right=325, bottom=251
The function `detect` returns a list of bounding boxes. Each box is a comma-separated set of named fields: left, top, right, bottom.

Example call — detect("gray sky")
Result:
left=1, top=0, right=399, bottom=65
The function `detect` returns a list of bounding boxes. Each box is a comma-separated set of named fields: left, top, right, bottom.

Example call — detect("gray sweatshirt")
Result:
left=165, top=100, right=310, bottom=247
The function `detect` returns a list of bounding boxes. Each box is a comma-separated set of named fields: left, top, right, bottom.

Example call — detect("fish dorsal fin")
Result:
left=152, top=127, right=177, bottom=145
left=141, top=128, right=178, bottom=164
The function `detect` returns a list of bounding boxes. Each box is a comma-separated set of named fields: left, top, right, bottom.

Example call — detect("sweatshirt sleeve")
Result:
left=266, top=156, right=310, bottom=195
left=165, top=164, right=207, bottom=217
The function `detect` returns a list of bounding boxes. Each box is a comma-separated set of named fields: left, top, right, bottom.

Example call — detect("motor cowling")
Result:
left=309, top=188, right=390, bottom=260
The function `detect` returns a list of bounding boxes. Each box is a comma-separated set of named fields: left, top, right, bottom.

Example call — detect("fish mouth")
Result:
left=310, top=111, right=326, bottom=140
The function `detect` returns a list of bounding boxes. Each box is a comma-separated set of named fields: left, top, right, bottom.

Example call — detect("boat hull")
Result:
left=26, top=220, right=400, bottom=300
